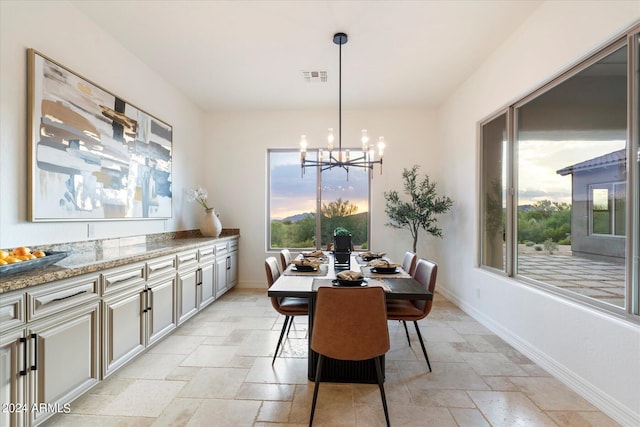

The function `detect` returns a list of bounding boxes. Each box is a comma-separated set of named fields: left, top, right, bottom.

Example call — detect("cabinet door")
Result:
left=215, top=257, right=228, bottom=298
left=227, top=251, right=238, bottom=289
left=28, top=301, right=100, bottom=426
left=0, top=328, right=26, bottom=427
left=200, top=262, right=216, bottom=309
left=147, top=276, right=176, bottom=346
left=102, top=286, right=145, bottom=378
left=177, top=268, right=198, bottom=325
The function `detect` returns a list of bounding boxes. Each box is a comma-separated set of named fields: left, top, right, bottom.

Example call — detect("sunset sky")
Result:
left=269, top=151, right=369, bottom=220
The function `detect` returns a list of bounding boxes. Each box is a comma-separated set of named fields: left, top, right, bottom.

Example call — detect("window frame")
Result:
left=266, top=148, right=372, bottom=252
left=478, top=24, right=640, bottom=320
left=588, top=182, right=626, bottom=237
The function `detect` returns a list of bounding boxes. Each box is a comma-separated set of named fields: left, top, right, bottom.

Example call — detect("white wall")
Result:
left=205, top=109, right=437, bottom=287
left=0, top=0, right=206, bottom=248
left=436, top=1, right=640, bottom=425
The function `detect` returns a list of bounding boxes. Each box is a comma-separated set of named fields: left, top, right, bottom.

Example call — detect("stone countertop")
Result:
left=0, top=230, right=240, bottom=294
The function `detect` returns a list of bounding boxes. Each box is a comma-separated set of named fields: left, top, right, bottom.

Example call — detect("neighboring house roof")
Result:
left=556, top=149, right=626, bottom=176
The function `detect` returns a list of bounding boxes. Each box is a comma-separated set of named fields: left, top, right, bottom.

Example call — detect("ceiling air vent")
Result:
left=302, top=70, right=328, bottom=83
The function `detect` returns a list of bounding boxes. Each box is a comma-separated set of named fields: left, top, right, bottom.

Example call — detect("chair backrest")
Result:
left=279, top=249, right=291, bottom=272
left=265, top=257, right=281, bottom=288
left=311, top=287, right=390, bottom=361
left=412, top=258, right=438, bottom=317
left=402, top=251, right=417, bottom=276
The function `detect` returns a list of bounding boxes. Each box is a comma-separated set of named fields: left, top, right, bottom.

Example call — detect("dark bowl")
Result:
left=294, top=264, right=317, bottom=272
left=361, top=255, right=383, bottom=261
left=372, top=267, right=398, bottom=274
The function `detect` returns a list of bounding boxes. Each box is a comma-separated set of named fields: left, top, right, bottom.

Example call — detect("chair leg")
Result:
left=401, top=320, right=411, bottom=347
left=413, top=321, right=431, bottom=372
left=309, top=355, right=324, bottom=426
left=272, top=316, right=290, bottom=365
left=286, top=315, right=295, bottom=337
left=374, top=356, right=390, bottom=427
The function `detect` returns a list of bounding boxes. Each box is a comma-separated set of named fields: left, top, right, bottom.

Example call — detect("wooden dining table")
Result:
left=267, top=252, right=433, bottom=383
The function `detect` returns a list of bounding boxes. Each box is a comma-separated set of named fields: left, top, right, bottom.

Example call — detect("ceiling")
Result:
left=71, top=0, right=542, bottom=112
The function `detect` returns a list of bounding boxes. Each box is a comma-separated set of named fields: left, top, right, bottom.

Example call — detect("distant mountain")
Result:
left=277, top=212, right=314, bottom=223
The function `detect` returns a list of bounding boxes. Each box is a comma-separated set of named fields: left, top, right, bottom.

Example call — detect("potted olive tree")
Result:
left=384, top=165, right=453, bottom=253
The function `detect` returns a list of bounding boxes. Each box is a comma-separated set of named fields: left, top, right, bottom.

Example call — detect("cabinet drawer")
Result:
left=27, top=275, right=99, bottom=322
left=198, top=245, right=216, bottom=263
left=176, top=250, right=198, bottom=271
left=147, top=255, right=177, bottom=279
left=0, top=290, right=25, bottom=333
left=228, top=238, right=238, bottom=252
left=215, top=242, right=228, bottom=257
left=102, top=262, right=146, bottom=296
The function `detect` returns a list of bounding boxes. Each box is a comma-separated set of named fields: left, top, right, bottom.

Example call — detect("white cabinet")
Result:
left=27, top=301, right=100, bottom=426
left=0, top=326, right=26, bottom=427
left=145, top=255, right=178, bottom=345
left=0, top=275, right=101, bottom=426
left=198, top=246, right=216, bottom=310
left=145, top=273, right=176, bottom=346
left=0, top=234, right=239, bottom=426
left=227, top=239, right=239, bottom=289
left=176, top=250, right=199, bottom=325
left=215, top=238, right=239, bottom=299
left=101, top=263, right=147, bottom=378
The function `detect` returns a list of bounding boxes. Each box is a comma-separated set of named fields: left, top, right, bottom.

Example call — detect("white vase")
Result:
left=200, top=208, right=222, bottom=237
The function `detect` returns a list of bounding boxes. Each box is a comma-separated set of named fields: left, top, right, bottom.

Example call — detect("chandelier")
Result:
left=300, top=32, right=385, bottom=177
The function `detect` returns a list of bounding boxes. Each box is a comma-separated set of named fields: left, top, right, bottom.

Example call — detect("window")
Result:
left=480, top=112, right=507, bottom=271
left=590, top=182, right=626, bottom=236
left=480, top=26, right=640, bottom=318
left=268, top=149, right=370, bottom=250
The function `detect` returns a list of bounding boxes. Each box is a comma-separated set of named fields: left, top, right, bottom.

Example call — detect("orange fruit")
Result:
left=33, top=250, right=46, bottom=258
left=11, top=247, right=30, bottom=257
left=0, top=250, right=8, bottom=260
left=4, top=257, right=21, bottom=264
left=0, top=259, right=7, bottom=266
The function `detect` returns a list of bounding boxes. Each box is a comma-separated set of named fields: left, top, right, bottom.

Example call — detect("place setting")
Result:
left=284, top=257, right=328, bottom=276
left=356, top=251, right=386, bottom=264
left=363, top=259, right=411, bottom=278
left=312, top=270, right=390, bottom=292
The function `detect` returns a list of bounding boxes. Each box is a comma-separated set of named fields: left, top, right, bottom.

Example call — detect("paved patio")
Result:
left=517, top=250, right=625, bottom=308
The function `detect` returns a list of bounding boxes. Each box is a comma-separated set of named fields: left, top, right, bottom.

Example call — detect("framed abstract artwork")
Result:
left=27, top=49, right=173, bottom=221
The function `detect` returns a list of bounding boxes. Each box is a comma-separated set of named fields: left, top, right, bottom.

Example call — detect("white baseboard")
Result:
left=437, top=286, right=639, bottom=427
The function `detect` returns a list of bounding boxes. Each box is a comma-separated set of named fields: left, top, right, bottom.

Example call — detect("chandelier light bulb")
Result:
left=378, top=137, right=385, bottom=157
left=361, top=129, right=369, bottom=150
left=300, top=135, right=308, bottom=152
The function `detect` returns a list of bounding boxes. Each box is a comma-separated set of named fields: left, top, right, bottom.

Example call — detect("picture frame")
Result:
left=27, top=49, right=173, bottom=221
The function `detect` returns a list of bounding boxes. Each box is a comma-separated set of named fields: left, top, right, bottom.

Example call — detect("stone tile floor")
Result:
left=517, top=252, right=625, bottom=308
left=45, top=289, right=620, bottom=426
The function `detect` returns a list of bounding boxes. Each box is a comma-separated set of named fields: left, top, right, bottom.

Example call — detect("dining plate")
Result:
left=361, top=255, right=383, bottom=261
left=0, top=251, right=69, bottom=278
left=294, top=265, right=317, bottom=272
left=333, top=278, right=366, bottom=287
left=371, top=267, right=398, bottom=274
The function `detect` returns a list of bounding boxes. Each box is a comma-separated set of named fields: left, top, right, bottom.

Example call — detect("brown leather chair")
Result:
left=310, top=286, right=390, bottom=426
left=402, top=251, right=417, bottom=276
left=265, top=257, right=308, bottom=365
left=386, top=258, right=437, bottom=372
left=279, top=249, right=292, bottom=273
